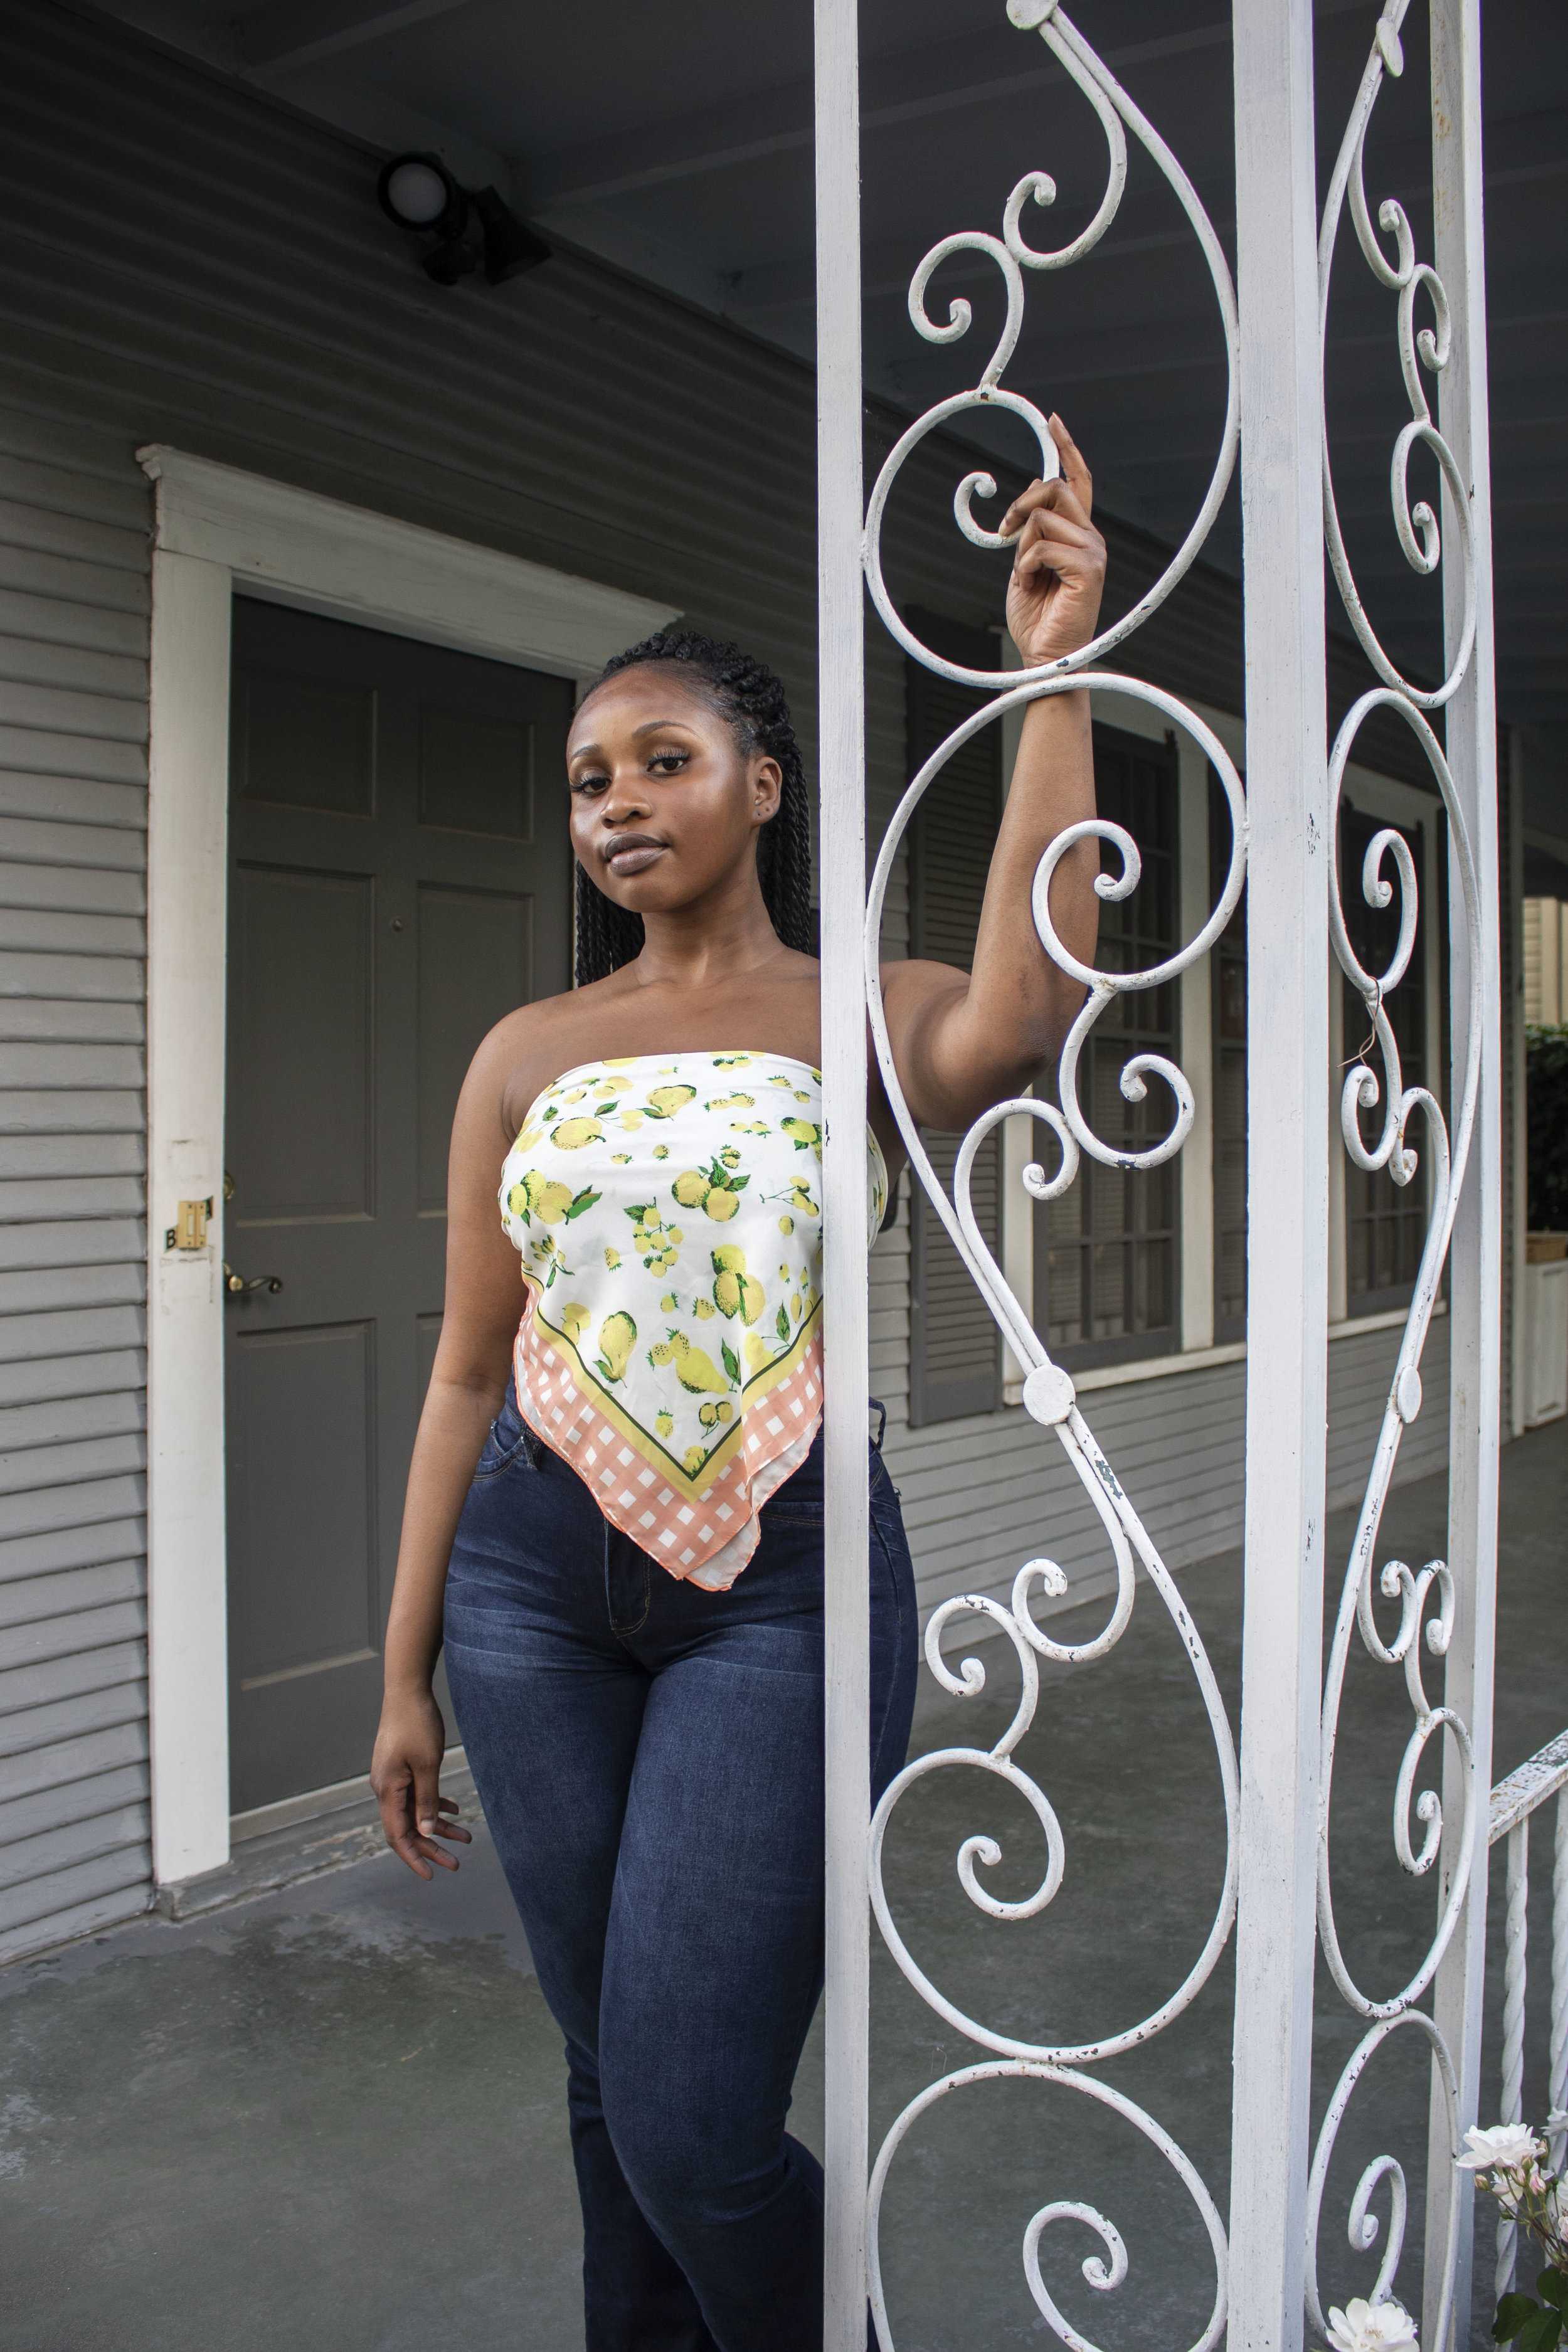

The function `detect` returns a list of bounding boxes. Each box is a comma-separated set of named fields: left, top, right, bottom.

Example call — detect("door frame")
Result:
left=138, top=446, right=675, bottom=1888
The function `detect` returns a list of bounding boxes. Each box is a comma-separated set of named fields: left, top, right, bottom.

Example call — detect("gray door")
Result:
left=223, top=596, right=572, bottom=1814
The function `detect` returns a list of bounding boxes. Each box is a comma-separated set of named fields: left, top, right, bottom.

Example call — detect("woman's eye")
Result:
left=649, top=751, right=690, bottom=775
left=570, top=772, right=608, bottom=795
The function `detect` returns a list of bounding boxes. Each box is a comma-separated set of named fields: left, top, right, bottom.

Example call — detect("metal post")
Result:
left=813, top=3, right=870, bottom=2343
left=1426, top=0, right=1502, bottom=2334
left=1227, top=1, right=1328, bottom=2342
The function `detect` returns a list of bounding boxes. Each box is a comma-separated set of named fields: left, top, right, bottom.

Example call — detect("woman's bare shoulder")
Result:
left=470, top=973, right=644, bottom=1143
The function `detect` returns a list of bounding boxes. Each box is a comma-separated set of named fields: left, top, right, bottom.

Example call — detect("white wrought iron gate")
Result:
left=812, top=1, right=1500, bottom=2344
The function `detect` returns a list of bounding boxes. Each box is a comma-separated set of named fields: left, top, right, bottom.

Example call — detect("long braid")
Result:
left=573, top=630, right=815, bottom=987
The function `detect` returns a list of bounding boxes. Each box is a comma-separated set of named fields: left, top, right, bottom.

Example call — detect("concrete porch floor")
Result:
left=0, top=1423, right=1563, bottom=2351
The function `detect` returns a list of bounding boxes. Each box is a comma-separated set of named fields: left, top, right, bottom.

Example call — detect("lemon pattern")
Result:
left=497, top=1051, right=887, bottom=1581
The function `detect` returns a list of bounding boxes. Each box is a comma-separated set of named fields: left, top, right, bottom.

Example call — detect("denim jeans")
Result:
left=443, top=1374, right=918, bottom=2352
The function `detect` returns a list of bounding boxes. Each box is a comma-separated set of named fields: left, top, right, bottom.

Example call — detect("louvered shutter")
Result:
left=906, top=620, right=1003, bottom=1425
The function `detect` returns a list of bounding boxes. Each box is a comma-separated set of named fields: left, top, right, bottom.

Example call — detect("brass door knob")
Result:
left=223, top=1263, right=283, bottom=1296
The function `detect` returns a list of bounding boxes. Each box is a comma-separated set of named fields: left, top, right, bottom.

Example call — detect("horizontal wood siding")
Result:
left=0, top=399, right=151, bottom=1963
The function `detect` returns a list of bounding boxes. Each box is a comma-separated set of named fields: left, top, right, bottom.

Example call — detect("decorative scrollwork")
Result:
left=1305, top=2012, right=1463, bottom=2344
left=1309, top=12, right=1490, bottom=2328
left=1319, top=0, right=1476, bottom=708
left=862, top=1, right=1239, bottom=694
left=867, top=2063, right=1228, bottom=2352
left=859, top=8, right=1244, bottom=2344
left=1318, top=687, right=1483, bottom=2035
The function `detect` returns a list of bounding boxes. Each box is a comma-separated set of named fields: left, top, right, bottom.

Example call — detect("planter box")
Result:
left=1523, top=1255, right=1568, bottom=1426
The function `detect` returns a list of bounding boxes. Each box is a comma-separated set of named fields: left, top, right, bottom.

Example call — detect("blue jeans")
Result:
left=443, top=1376, right=918, bottom=2352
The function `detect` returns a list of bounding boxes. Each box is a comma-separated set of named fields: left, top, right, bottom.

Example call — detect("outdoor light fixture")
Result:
left=376, top=151, right=551, bottom=288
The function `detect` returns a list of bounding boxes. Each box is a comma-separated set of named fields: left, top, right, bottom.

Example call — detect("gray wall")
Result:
left=0, top=0, right=1466, bottom=1963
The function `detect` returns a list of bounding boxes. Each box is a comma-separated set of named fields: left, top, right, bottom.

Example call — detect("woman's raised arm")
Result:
left=879, top=414, right=1106, bottom=1132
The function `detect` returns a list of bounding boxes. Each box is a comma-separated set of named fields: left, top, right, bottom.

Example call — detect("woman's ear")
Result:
left=751, top=755, right=783, bottom=825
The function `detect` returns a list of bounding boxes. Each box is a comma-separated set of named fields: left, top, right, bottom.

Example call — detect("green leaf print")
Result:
left=564, top=1187, right=601, bottom=1222
left=624, top=1202, right=653, bottom=1222
left=776, top=1304, right=790, bottom=1343
left=721, top=1340, right=741, bottom=1386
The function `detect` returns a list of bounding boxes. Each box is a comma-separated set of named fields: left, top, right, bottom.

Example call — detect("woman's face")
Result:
left=566, top=666, right=781, bottom=919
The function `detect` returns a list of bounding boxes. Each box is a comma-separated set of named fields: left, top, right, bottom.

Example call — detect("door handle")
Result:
left=223, top=1263, right=283, bottom=1296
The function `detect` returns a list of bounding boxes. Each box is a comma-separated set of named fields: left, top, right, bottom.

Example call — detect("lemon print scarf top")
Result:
left=498, top=1050, right=888, bottom=1591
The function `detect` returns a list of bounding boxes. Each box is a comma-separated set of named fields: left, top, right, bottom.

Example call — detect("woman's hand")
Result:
left=1002, top=415, right=1106, bottom=670
left=371, top=1687, right=472, bottom=1880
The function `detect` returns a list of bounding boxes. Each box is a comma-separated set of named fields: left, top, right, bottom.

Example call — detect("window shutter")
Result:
left=906, top=620, right=1004, bottom=1426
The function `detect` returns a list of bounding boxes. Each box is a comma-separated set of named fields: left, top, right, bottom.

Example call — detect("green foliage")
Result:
left=1527, top=1025, right=1568, bottom=1231
left=1494, top=2272, right=1568, bottom=2349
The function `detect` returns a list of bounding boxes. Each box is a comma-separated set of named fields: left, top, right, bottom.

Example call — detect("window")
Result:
left=905, top=621, right=1004, bottom=1425
left=1340, top=799, right=1429, bottom=1313
left=1211, top=766, right=1248, bottom=1342
left=1033, top=724, right=1180, bottom=1369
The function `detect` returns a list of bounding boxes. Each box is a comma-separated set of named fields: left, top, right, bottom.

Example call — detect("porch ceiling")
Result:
left=97, top=0, right=1566, bottom=728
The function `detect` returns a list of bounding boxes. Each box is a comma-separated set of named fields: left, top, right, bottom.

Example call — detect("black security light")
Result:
left=376, top=151, right=551, bottom=289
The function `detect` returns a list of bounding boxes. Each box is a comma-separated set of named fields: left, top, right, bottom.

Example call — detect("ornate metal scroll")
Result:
left=859, top=6, right=1242, bottom=2342
left=1307, top=3, right=1485, bottom=2336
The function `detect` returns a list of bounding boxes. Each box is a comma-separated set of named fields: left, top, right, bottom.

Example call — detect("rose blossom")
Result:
left=1323, top=2296, right=1420, bottom=2352
left=1455, top=2122, right=1546, bottom=2173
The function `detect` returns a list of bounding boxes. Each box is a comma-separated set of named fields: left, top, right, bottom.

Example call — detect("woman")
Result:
left=369, top=416, right=1104, bottom=2350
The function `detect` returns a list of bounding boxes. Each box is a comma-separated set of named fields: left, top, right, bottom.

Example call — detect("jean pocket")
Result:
left=472, top=1380, right=533, bottom=1478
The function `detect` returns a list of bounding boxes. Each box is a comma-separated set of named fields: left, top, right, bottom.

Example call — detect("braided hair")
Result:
left=572, top=629, right=815, bottom=987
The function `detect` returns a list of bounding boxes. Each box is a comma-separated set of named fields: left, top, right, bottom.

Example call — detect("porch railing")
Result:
left=1488, top=1730, right=1568, bottom=2300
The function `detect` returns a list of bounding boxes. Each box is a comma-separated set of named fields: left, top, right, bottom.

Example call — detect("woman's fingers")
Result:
left=430, top=1796, right=473, bottom=1846
left=373, top=1755, right=467, bottom=1878
left=1049, top=413, right=1093, bottom=516
left=378, top=1776, right=435, bottom=1879
left=999, top=474, right=1093, bottom=540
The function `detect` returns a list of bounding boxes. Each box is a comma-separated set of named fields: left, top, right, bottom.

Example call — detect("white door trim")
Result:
left=139, top=446, right=675, bottom=1887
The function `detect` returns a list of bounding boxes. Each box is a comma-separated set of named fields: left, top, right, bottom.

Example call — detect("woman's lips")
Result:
left=605, top=843, right=667, bottom=875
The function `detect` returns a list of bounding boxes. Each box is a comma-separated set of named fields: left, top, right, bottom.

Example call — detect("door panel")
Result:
left=224, top=596, right=572, bottom=1814
left=230, top=864, right=374, bottom=1222
left=228, top=1320, right=379, bottom=1682
left=416, top=884, right=533, bottom=1210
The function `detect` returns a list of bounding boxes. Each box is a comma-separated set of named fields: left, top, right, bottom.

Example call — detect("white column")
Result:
left=813, top=3, right=871, bottom=2341
left=1426, top=0, right=1502, bottom=2334
left=145, top=546, right=234, bottom=1887
left=1226, top=2, right=1330, bottom=2341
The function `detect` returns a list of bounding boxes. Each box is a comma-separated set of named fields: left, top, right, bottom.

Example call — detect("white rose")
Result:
left=1323, top=2296, right=1420, bottom=2352
left=1455, top=2122, right=1547, bottom=2173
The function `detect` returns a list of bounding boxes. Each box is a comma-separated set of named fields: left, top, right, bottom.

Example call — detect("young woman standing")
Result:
left=370, top=417, right=1105, bottom=2350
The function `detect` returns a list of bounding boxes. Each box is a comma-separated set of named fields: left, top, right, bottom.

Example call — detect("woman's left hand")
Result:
left=1001, top=414, right=1106, bottom=669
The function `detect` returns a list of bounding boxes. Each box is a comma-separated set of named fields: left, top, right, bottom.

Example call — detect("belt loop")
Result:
left=868, top=1395, right=887, bottom=1450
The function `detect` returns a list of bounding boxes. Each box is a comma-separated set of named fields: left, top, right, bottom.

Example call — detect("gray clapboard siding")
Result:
left=0, top=1717, right=147, bottom=1803
left=0, top=1306, right=144, bottom=1367
left=0, top=1093, right=142, bottom=1138
left=0, top=1005, right=142, bottom=1047
left=0, top=951, right=144, bottom=1002
left=0, top=1433, right=145, bottom=1497
left=0, top=1475, right=144, bottom=1550
left=0, top=1637, right=146, bottom=1720
left=0, top=1347, right=143, bottom=1411
left=0, top=1171, right=141, bottom=1223
left=0, top=1843, right=150, bottom=1941
left=7, top=1759, right=148, bottom=1843
left=0, top=1263, right=143, bottom=1314
left=0, top=1799, right=148, bottom=1891
left=0, top=1680, right=148, bottom=1763
left=4, top=1596, right=146, bottom=1670
left=0, top=1556, right=144, bottom=1629
left=0, top=911, right=143, bottom=957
